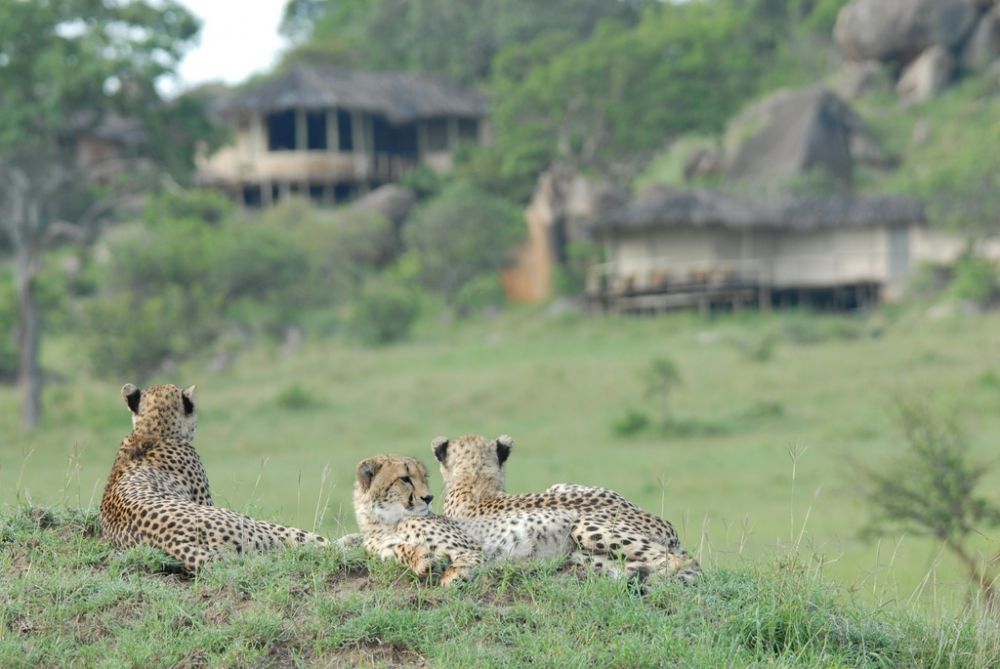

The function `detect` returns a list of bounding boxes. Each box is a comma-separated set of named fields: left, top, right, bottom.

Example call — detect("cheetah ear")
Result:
left=181, top=385, right=196, bottom=416
left=122, top=384, right=141, bottom=414
left=431, top=436, right=450, bottom=465
left=496, top=435, right=514, bottom=465
left=356, top=458, right=382, bottom=491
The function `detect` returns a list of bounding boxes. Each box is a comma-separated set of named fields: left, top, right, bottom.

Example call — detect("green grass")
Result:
left=2, top=307, right=1000, bottom=613
left=2, top=506, right=999, bottom=668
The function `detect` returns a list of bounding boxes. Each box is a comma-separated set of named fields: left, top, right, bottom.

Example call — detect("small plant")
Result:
left=854, top=398, right=1000, bottom=606
left=949, top=253, right=999, bottom=305
left=643, top=357, right=682, bottom=425
left=729, top=332, right=778, bottom=363
left=273, top=384, right=322, bottom=411
left=611, top=410, right=651, bottom=437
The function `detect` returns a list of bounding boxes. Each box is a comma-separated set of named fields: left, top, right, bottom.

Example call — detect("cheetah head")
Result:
left=431, top=434, right=513, bottom=496
left=353, top=455, right=435, bottom=530
left=122, top=383, right=198, bottom=441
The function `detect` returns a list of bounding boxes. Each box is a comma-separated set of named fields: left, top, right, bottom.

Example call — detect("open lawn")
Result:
left=2, top=306, right=999, bottom=612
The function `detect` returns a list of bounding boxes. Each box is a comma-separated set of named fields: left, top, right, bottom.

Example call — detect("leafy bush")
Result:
left=143, top=188, right=233, bottom=226
left=349, top=280, right=421, bottom=346
left=402, top=180, right=523, bottom=303
left=273, top=384, right=324, bottom=411
left=611, top=409, right=651, bottom=437
left=949, top=254, right=999, bottom=304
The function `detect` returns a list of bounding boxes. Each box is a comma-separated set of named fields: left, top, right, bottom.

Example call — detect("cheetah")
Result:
left=352, top=454, right=482, bottom=585
left=100, top=383, right=328, bottom=572
left=433, top=434, right=701, bottom=584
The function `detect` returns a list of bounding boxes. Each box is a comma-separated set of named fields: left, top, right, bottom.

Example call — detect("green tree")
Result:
left=0, top=0, right=222, bottom=427
left=402, top=181, right=523, bottom=304
left=488, top=3, right=765, bottom=191
left=281, top=0, right=652, bottom=82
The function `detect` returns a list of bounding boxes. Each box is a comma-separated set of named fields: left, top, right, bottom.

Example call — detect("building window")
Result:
left=242, top=184, right=262, bottom=208
left=426, top=118, right=448, bottom=152
left=337, top=109, right=354, bottom=151
left=306, top=110, right=327, bottom=150
left=266, top=109, right=296, bottom=151
left=308, top=182, right=327, bottom=204
left=333, top=183, right=354, bottom=203
left=458, top=118, right=479, bottom=143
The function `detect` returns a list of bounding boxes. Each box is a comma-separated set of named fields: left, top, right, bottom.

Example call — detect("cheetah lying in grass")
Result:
left=100, top=383, right=328, bottom=572
left=353, top=454, right=650, bottom=584
left=433, top=434, right=701, bottom=584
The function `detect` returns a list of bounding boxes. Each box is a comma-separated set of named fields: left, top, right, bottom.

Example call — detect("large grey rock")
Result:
left=896, top=46, right=956, bottom=102
left=961, top=7, right=1000, bottom=72
left=834, top=0, right=978, bottom=62
left=723, top=86, right=890, bottom=191
left=348, top=184, right=416, bottom=224
left=832, top=60, right=891, bottom=99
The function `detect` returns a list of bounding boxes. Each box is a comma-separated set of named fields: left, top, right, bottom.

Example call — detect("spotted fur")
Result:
left=434, top=434, right=701, bottom=584
left=100, top=383, right=328, bottom=572
left=353, top=455, right=482, bottom=585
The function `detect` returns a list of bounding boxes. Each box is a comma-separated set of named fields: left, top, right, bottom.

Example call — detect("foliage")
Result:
left=949, top=254, right=1000, bottom=305
left=143, top=188, right=234, bottom=226
left=83, top=216, right=311, bottom=380
left=855, top=399, right=1000, bottom=602
left=611, top=409, right=651, bottom=437
left=272, top=384, right=324, bottom=411
left=348, top=280, right=421, bottom=346
left=281, top=0, right=653, bottom=83
left=402, top=180, right=523, bottom=302
left=643, top=357, right=683, bottom=425
left=486, top=4, right=767, bottom=192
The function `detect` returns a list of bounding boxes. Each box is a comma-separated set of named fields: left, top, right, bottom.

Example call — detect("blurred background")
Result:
left=1, top=0, right=998, bottom=609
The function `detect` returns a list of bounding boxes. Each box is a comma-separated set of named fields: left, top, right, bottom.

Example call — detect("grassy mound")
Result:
left=2, top=507, right=997, bottom=668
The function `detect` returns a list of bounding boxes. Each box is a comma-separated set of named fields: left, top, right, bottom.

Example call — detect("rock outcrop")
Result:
left=896, top=46, right=957, bottom=103
left=722, top=86, right=890, bottom=192
left=834, top=0, right=979, bottom=63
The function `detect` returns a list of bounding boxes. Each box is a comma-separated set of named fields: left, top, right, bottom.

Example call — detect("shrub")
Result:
left=949, top=254, right=999, bottom=304
left=349, top=280, right=421, bottom=346
left=273, top=384, right=323, bottom=411
left=611, top=410, right=651, bottom=437
left=402, top=180, right=524, bottom=303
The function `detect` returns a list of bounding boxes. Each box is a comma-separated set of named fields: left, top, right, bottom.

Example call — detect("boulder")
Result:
left=832, top=60, right=891, bottom=99
left=683, top=147, right=724, bottom=181
left=348, top=184, right=416, bottom=224
left=896, top=46, right=956, bottom=102
left=961, top=7, right=1000, bottom=72
left=723, top=86, right=889, bottom=190
left=834, top=0, right=978, bottom=63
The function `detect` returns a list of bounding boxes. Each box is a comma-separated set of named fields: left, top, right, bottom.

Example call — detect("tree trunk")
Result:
left=15, top=249, right=41, bottom=429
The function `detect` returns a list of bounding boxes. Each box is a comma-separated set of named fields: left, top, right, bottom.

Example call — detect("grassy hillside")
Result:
left=1, top=308, right=999, bottom=610
left=2, top=506, right=998, bottom=668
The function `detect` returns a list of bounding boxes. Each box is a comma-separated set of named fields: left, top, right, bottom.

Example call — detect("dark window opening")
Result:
left=337, top=109, right=354, bottom=151
left=426, top=118, right=448, bottom=152
left=289, top=182, right=301, bottom=196
left=242, top=184, right=262, bottom=208
left=271, top=182, right=281, bottom=203
left=306, top=110, right=327, bottom=150
left=333, top=183, right=354, bottom=203
left=372, top=116, right=418, bottom=158
left=266, top=109, right=297, bottom=151
left=458, top=118, right=478, bottom=143
left=308, top=183, right=327, bottom=203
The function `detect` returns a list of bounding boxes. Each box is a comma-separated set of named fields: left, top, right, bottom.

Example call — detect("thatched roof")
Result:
left=218, top=65, right=488, bottom=124
left=590, top=186, right=926, bottom=234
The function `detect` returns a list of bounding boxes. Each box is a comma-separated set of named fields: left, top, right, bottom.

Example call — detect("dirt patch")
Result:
left=324, top=641, right=428, bottom=669
left=325, top=563, right=373, bottom=597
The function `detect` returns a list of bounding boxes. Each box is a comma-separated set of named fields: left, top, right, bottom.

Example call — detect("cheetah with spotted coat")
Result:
left=433, top=434, right=701, bottom=583
left=100, top=383, right=328, bottom=571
